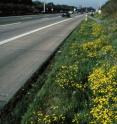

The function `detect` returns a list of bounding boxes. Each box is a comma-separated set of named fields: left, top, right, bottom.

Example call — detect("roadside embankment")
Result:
left=22, top=16, right=117, bottom=124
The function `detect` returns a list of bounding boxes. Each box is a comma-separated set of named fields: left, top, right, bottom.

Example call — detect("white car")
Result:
left=68, top=11, right=73, bottom=14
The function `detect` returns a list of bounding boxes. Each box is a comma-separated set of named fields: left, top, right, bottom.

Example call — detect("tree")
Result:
left=102, top=0, right=117, bottom=16
left=0, top=0, right=32, bottom=5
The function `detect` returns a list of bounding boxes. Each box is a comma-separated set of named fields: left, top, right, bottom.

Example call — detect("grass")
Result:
left=21, top=16, right=117, bottom=124
left=1, top=14, right=117, bottom=124
left=0, top=45, right=63, bottom=124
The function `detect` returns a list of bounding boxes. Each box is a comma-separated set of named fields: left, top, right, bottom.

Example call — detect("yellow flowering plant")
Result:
left=88, top=65, right=117, bottom=123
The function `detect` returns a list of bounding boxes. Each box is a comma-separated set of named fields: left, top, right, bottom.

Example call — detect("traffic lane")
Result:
left=0, top=16, right=62, bottom=33
left=0, top=17, right=75, bottom=69
left=0, top=16, right=64, bottom=42
left=0, top=14, right=61, bottom=25
left=0, top=15, right=84, bottom=107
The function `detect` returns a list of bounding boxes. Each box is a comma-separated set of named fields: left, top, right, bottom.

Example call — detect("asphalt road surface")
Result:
left=0, top=14, right=60, bottom=25
left=0, top=14, right=84, bottom=109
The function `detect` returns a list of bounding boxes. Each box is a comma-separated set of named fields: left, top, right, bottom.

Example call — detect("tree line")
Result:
left=0, top=0, right=33, bottom=16
left=0, top=0, right=32, bottom=5
left=33, top=1, right=76, bottom=13
left=0, top=0, right=76, bottom=16
left=102, top=0, right=117, bottom=17
left=0, top=0, right=95, bottom=16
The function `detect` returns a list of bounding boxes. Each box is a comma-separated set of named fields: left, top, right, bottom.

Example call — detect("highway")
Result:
left=0, top=14, right=84, bottom=109
left=0, top=14, right=60, bottom=25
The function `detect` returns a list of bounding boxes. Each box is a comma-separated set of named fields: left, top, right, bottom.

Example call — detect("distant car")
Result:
left=62, top=12, right=71, bottom=18
left=68, top=11, right=73, bottom=14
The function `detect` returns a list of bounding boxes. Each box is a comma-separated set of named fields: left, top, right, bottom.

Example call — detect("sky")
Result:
left=37, top=0, right=108, bottom=8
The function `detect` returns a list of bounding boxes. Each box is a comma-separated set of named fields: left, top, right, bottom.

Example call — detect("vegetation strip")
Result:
left=21, top=15, right=117, bottom=124
left=1, top=0, right=117, bottom=123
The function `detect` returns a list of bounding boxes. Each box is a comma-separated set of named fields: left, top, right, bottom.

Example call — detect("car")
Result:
left=68, top=11, right=73, bottom=14
left=62, top=12, right=71, bottom=17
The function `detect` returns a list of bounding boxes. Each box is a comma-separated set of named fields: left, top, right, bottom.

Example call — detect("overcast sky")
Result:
left=36, top=0, right=108, bottom=8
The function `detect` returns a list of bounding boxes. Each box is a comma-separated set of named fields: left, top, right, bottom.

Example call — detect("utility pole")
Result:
left=84, top=0, right=88, bottom=21
left=83, top=0, right=86, bottom=13
left=43, top=0, right=46, bottom=13
left=98, top=0, right=101, bottom=14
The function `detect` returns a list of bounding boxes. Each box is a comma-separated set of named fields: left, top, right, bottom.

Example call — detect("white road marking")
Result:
left=74, top=14, right=84, bottom=18
left=41, top=17, right=49, bottom=20
left=21, top=17, right=33, bottom=19
left=0, top=18, right=72, bottom=46
left=0, top=22, right=21, bottom=27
